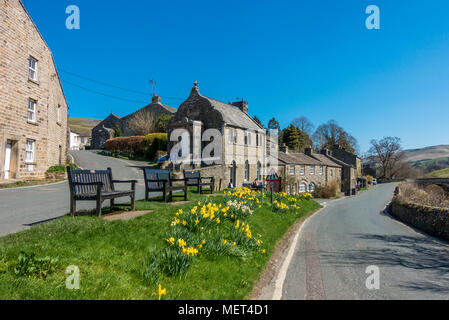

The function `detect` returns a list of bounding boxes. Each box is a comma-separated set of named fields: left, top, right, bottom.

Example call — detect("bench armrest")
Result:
left=201, top=177, right=215, bottom=182
left=72, top=182, right=103, bottom=186
left=171, top=178, right=187, bottom=182
left=113, top=180, right=137, bottom=191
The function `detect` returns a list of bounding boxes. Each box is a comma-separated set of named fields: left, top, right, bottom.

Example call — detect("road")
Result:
left=0, top=151, right=151, bottom=237
left=261, top=183, right=449, bottom=300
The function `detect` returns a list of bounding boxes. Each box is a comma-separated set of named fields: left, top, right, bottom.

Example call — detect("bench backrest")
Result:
left=142, top=168, right=173, bottom=190
left=67, top=167, right=114, bottom=195
left=184, top=170, right=201, bottom=186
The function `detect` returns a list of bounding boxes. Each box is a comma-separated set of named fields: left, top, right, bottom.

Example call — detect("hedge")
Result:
left=104, top=133, right=168, bottom=160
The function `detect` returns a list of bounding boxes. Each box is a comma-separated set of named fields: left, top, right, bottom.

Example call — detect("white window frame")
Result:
left=257, top=162, right=262, bottom=180
left=244, top=161, right=250, bottom=182
left=310, top=166, right=315, bottom=175
left=28, top=99, right=37, bottom=123
left=299, top=183, right=307, bottom=193
left=293, top=184, right=297, bottom=195
left=289, top=165, right=295, bottom=176
left=29, top=56, right=38, bottom=81
left=300, top=165, right=305, bottom=176
left=309, top=183, right=315, bottom=193
left=319, top=166, right=324, bottom=175
left=26, top=139, right=35, bottom=163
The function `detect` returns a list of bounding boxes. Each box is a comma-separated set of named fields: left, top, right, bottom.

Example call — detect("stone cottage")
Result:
left=91, top=95, right=176, bottom=149
left=277, top=146, right=343, bottom=194
left=167, top=82, right=267, bottom=190
left=0, top=0, right=69, bottom=181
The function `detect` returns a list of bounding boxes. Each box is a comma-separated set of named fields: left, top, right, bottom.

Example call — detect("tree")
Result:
left=253, top=116, right=264, bottom=128
left=114, top=125, right=122, bottom=137
left=129, top=110, right=156, bottom=136
left=313, top=120, right=358, bottom=154
left=367, top=136, right=404, bottom=180
left=155, top=114, right=173, bottom=133
left=292, top=116, right=314, bottom=136
left=282, top=125, right=312, bottom=153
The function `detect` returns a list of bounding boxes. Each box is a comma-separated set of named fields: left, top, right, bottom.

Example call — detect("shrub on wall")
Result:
left=104, top=133, right=168, bottom=160
left=105, top=136, right=145, bottom=157
left=312, top=180, right=340, bottom=199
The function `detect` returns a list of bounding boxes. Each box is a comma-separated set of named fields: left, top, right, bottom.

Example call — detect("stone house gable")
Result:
left=0, top=0, right=69, bottom=180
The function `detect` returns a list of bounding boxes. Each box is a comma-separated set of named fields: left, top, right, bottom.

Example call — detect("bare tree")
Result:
left=313, top=120, right=358, bottom=154
left=292, top=116, right=314, bottom=135
left=129, top=110, right=156, bottom=136
left=368, top=136, right=404, bottom=180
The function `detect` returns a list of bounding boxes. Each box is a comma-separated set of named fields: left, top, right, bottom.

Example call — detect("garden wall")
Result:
left=391, top=198, right=449, bottom=241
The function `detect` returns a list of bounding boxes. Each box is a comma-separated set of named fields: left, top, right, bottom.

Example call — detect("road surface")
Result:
left=0, top=151, right=151, bottom=237
left=261, top=183, right=449, bottom=300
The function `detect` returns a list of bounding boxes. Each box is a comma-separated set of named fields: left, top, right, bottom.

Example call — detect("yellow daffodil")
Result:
left=158, top=285, right=166, bottom=300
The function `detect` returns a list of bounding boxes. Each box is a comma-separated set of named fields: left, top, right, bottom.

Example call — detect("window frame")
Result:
left=244, top=161, right=250, bottom=182
left=28, top=99, right=37, bottom=123
left=309, top=183, right=315, bottom=193
left=319, top=166, right=324, bottom=175
left=300, top=165, right=305, bottom=176
left=299, top=183, right=307, bottom=193
left=26, top=139, right=36, bottom=163
left=29, top=56, right=38, bottom=81
left=310, top=166, right=315, bottom=175
left=289, top=165, right=295, bottom=176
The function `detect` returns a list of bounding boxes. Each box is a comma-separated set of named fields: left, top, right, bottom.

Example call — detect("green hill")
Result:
left=425, top=168, right=449, bottom=178
left=69, top=118, right=102, bottom=135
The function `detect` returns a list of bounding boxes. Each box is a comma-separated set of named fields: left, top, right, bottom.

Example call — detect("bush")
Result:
left=104, top=136, right=145, bottom=157
left=104, top=133, right=168, bottom=160
left=313, top=181, right=340, bottom=199
left=397, top=183, right=449, bottom=208
left=142, top=133, right=168, bottom=160
left=47, top=164, right=79, bottom=173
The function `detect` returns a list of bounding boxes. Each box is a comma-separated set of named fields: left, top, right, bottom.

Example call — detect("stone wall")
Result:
left=0, top=0, right=68, bottom=181
left=391, top=197, right=449, bottom=241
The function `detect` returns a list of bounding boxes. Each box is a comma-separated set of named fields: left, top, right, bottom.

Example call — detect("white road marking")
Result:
left=272, top=204, right=327, bottom=300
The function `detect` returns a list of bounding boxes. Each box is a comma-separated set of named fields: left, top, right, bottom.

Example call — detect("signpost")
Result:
left=265, top=169, right=280, bottom=205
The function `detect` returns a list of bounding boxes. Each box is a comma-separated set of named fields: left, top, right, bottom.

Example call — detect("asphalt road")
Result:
left=262, top=183, right=449, bottom=300
left=0, top=151, right=151, bottom=237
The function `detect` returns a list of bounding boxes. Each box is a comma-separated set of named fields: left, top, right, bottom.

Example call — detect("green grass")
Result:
left=0, top=192, right=320, bottom=300
left=425, top=168, right=449, bottom=178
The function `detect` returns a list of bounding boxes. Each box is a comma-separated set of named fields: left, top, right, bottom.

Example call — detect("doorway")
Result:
left=4, top=142, right=12, bottom=179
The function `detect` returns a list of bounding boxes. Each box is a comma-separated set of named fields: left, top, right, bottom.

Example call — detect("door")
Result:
left=4, top=142, right=12, bottom=179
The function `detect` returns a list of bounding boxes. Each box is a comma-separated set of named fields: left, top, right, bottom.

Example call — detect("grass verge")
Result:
left=0, top=191, right=320, bottom=300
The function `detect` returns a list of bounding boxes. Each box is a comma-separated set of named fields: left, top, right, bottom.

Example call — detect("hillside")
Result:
left=404, top=145, right=449, bottom=163
left=425, top=168, right=449, bottom=178
left=69, top=118, right=102, bottom=135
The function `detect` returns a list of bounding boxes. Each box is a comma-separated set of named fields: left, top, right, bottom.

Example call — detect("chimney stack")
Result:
left=281, top=143, right=289, bottom=154
left=305, top=147, right=313, bottom=156
left=152, top=94, right=162, bottom=104
left=321, top=149, right=331, bottom=156
left=232, top=100, right=249, bottom=114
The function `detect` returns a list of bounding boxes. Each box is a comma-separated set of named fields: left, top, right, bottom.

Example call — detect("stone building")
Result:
left=91, top=95, right=176, bottom=149
left=167, top=82, right=267, bottom=190
left=0, top=0, right=68, bottom=181
left=277, top=146, right=343, bottom=194
left=331, top=145, right=362, bottom=178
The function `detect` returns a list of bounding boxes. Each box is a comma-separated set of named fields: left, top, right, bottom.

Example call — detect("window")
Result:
left=57, top=105, right=61, bottom=123
left=319, top=166, right=324, bottom=175
left=28, top=99, right=36, bottom=122
left=293, top=184, right=297, bottom=195
left=309, top=183, right=315, bottom=193
left=244, top=161, right=250, bottom=182
left=300, top=165, right=305, bottom=176
left=318, top=183, right=322, bottom=188
left=244, top=132, right=249, bottom=145
left=26, top=139, right=35, bottom=163
left=233, top=130, right=238, bottom=144
left=29, top=57, right=38, bottom=81
left=287, top=185, right=291, bottom=195
left=310, top=166, right=315, bottom=175
left=299, top=183, right=307, bottom=193
left=289, top=165, right=295, bottom=176
left=257, top=162, right=262, bottom=180
left=330, top=169, right=333, bottom=177
left=256, top=133, right=259, bottom=146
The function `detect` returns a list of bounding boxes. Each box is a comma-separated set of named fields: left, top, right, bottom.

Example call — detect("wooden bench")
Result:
left=183, top=170, right=215, bottom=194
left=67, top=167, right=136, bottom=217
left=142, top=168, right=187, bottom=202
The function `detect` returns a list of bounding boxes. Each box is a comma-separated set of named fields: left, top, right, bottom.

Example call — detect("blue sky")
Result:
left=22, top=0, right=449, bottom=152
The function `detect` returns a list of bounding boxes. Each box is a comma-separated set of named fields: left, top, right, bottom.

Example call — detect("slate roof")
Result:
left=309, top=153, right=342, bottom=168
left=278, top=152, right=323, bottom=166
left=203, top=96, right=263, bottom=131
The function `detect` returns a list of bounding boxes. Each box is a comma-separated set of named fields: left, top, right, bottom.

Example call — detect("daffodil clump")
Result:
left=272, top=192, right=313, bottom=214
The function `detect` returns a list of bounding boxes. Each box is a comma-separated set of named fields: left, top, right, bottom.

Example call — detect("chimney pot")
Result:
left=152, top=94, right=162, bottom=104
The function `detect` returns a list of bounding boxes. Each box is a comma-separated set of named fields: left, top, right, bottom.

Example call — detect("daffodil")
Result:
left=158, top=285, right=166, bottom=300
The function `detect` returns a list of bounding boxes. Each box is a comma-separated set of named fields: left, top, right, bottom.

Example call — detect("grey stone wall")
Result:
left=391, top=197, right=449, bottom=241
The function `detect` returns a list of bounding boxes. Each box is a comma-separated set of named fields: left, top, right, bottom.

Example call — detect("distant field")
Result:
left=69, top=118, right=102, bottom=134
left=425, top=168, right=449, bottom=178
left=404, top=145, right=449, bottom=163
